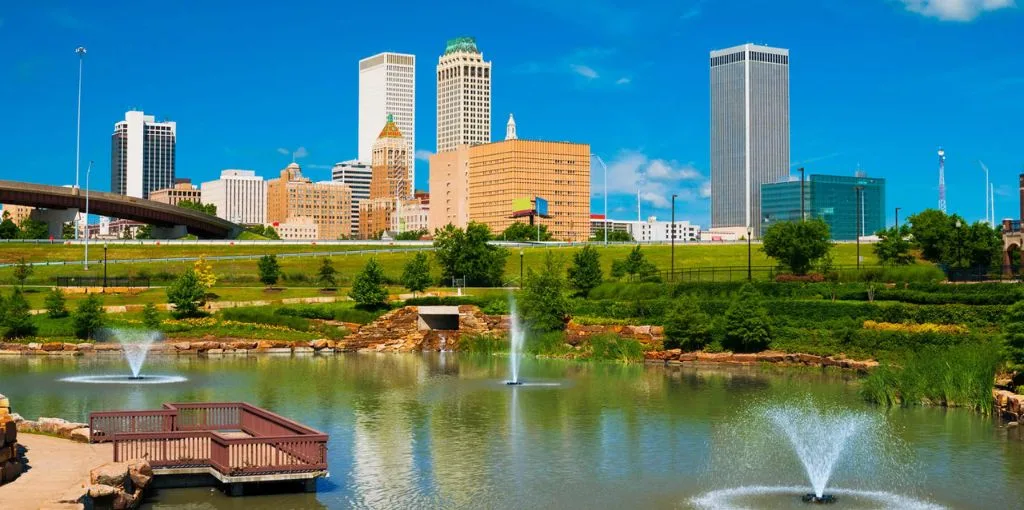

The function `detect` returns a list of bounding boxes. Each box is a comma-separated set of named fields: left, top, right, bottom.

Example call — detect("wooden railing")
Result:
left=91, top=402, right=327, bottom=477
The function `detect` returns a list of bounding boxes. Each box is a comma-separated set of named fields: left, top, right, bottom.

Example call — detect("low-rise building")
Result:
left=269, top=218, right=319, bottom=240
left=267, top=163, right=352, bottom=240
left=1, top=204, right=35, bottom=226
left=760, top=172, right=886, bottom=241
left=201, top=170, right=267, bottom=225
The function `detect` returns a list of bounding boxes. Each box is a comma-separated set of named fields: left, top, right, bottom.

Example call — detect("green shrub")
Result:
left=220, top=307, right=310, bottom=331
left=518, top=252, right=570, bottom=332
left=166, top=270, right=207, bottom=318
left=587, top=334, right=645, bottom=362
left=662, top=299, right=711, bottom=351
left=460, top=333, right=506, bottom=355
left=142, top=303, right=162, bottom=330
left=722, top=284, right=772, bottom=353
left=44, top=287, right=68, bottom=319
left=72, top=294, right=106, bottom=340
left=2, top=289, right=36, bottom=338
left=1004, top=301, right=1024, bottom=366
left=526, top=331, right=572, bottom=357
left=350, top=258, right=389, bottom=309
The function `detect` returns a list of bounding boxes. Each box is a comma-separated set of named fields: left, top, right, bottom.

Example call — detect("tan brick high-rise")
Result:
left=467, top=140, right=590, bottom=241
left=427, top=145, right=470, bottom=232
left=359, top=115, right=409, bottom=239
left=266, top=163, right=352, bottom=240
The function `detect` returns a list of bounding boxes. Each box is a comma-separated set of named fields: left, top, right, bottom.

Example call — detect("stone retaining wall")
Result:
left=643, top=349, right=880, bottom=372
left=339, top=305, right=508, bottom=352
left=566, top=322, right=664, bottom=348
left=0, top=393, right=20, bottom=486
left=994, top=390, right=1023, bottom=423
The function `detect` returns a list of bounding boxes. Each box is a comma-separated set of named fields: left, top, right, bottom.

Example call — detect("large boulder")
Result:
left=3, top=417, right=16, bottom=444
left=112, top=489, right=138, bottom=510
left=70, top=427, right=91, bottom=443
left=127, top=459, right=153, bottom=489
left=1, top=460, right=22, bottom=483
left=88, top=484, right=118, bottom=498
left=90, top=461, right=131, bottom=488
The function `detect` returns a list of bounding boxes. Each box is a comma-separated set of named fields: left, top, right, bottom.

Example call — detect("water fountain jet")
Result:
left=60, top=328, right=185, bottom=384
left=506, top=297, right=525, bottom=385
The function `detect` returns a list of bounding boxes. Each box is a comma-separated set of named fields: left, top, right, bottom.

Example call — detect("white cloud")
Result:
left=899, top=0, right=1014, bottom=21
left=276, top=148, right=289, bottom=155
left=615, top=77, right=631, bottom=85
left=593, top=150, right=709, bottom=212
left=292, top=147, right=309, bottom=159
left=415, top=149, right=434, bottom=161
left=570, top=64, right=599, bottom=79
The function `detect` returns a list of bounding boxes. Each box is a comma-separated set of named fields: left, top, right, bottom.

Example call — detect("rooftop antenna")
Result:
left=938, top=148, right=947, bottom=213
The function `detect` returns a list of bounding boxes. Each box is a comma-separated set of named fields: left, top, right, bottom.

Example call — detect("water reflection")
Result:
left=0, top=355, right=1022, bottom=509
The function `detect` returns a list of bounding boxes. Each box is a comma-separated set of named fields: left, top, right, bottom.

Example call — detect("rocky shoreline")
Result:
left=643, top=349, right=881, bottom=372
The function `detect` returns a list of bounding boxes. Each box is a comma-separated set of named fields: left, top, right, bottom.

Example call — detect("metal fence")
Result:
left=659, top=265, right=886, bottom=283
left=53, top=276, right=150, bottom=288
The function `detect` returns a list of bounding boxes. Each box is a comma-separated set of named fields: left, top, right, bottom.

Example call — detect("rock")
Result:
left=94, top=343, right=121, bottom=352
left=70, top=427, right=91, bottom=443
left=732, top=353, right=758, bottom=363
left=174, top=342, right=192, bottom=351
left=90, top=461, right=130, bottom=487
left=128, top=459, right=153, bottom=489
left=62, top=343, right=79, bottom=351
left=0, top=444, right=16, bottom=463
left=2, top=459, right=22, bottom=482
left=1007, top=421, right=1020, bottom=429
left=27, top=342, right=41, bottom=350
left=58, top=421, right=88, bottom=436
left=265, top=348, right=292, bottom=354
left=41, top=342, right=65, bottom=352
left=207, top=349, right=224, bottom=355
left=10, top=413, right=23, bottom=424
left=112, top=489, right=137, bottom=510
left=310, top=339, right=329, bottom=350
left=77, top=343, right=94, bottom=352
left=88, top=484, right=118, bottom=498
left=229, top=341, right=256, bottom=350
left=293, top=346, right=314, bottom=355
left=38, top=417, right=69, bottom=434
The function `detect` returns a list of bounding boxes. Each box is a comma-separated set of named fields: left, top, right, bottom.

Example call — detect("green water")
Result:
left=1, top=354, right=1022, bottom=509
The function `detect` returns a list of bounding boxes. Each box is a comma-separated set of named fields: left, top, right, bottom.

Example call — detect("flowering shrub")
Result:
left=862, top=320, right=969, bottom=335
left=774, top=273, right=825, bottom=283
left=162, top=317, right=298, bottom=332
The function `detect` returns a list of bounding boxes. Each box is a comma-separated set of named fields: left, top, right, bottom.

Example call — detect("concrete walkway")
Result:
left=0, top=433, right=111, bottom=509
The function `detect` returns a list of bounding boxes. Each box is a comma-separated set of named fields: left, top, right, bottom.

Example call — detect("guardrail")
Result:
left=89, top=402, right=327, bottom=477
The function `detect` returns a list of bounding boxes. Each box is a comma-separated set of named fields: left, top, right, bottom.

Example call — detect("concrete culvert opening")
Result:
left=417, top=306, right=461, bottom=331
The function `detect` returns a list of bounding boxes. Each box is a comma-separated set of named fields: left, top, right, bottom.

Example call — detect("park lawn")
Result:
left=0, top=241, right=423, bottom=264
left=13, top=286, right=337, bottom=310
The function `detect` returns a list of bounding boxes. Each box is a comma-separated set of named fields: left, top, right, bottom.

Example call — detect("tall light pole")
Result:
left=84, top=161, right=93, bottom=271
left=74, top=46, right=87, bottom=240
left=747, top=226, right=753, bottom=282
left=855, top=186, right=864, bottom=271
left=671, top=194, right=677, bottom=281
left=798, top=167, right=805, bottom=221
left=591, top=154, right=608, bottom=245
left=895, top=207, right=901, bottom=230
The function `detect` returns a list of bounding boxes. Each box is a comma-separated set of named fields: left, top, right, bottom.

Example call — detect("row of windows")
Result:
left=711, top=51, right=788, bottom=67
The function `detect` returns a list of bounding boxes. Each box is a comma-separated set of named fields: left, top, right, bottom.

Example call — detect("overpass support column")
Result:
left=152, top=225, right=188, bottom=239
left=29, top=208, right=78, bottom=239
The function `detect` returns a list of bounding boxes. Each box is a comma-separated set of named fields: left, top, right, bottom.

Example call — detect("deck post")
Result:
left=228, top=483, right=244, bottom=497
left=304, top=479, right=317, bottom=493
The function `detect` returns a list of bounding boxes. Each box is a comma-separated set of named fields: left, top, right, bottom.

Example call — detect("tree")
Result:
left=120, top=226, right=134, bottom=240
left=350, top=258, right=389, bottom=309
left=12, top=257, right=33, bottom=287
left=907, top=209, right=953, bottom=262
left=244, top=225, right=280, bottom=240
left=663, top=299, right=712, bottom=351
left=518, top=252, right=571, bottom=332
left=0, top=211, right=19, bottom=239
left=394, top=229, right=428, bottom=241
left=2, top=289, right=36, bottom=338
left=722, top=284, right=772, bottom=353
left=401, top=253, right=432, bottom=296
left=761, top=219, right=833, bottom=275
left=1005, top=301, right=1024, bottom=367
left=592, top=230, right=634, bottom=242
left=72, top=294, right=106, bottom=340
left=17, top=218, right=49, bottom=239
left=258, top=254, right=281, bottom=287
left=135, top=224, right=153, bottom=239
left=874, top=225, right=915, bottom=266
left=433, top=222, right=508, bottom=287
left=62, top=222, right=75, bottom=240
left=501, top=222, right=553, bottom=242
left=193, top=255, right=217, bottom=288
left=177, top=200, right=217, bottom=216
left=611, top=246, right=659, bottom=281
left=958, top=221, right=1002, bottom=271
left=318, top=258, right=338, bottom=289
left=44, top=287, right=68, bottom=319
left=142, top=303, right=162, bottom=329
left=166, top=269, right=207, bottom=318
left=567, top=245, right=602, bottom=296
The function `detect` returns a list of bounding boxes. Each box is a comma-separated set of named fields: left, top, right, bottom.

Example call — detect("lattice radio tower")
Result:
left=937, top=148, right=947, bottom=213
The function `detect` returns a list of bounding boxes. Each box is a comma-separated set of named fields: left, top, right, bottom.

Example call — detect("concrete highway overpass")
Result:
left=0, top=180, right=242, bottom=239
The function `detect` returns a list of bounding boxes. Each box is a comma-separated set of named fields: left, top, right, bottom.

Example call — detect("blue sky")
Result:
left=0, top=0, right=1021, bottom=226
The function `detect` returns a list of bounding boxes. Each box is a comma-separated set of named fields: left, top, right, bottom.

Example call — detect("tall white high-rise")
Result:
left=111, top=110, right=176, bottom=199
left=332, top=160, right=373, bottom=238
left=200, top=170, right=266, bottom=225
left=359, top=52, right=415, bottom=186
left=709, top=44, right=790, bottom=238
left=436, top=37, right=491, bottom=153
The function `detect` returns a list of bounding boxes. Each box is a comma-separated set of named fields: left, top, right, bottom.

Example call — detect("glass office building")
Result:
left=761, top=174, right=885, bottom=241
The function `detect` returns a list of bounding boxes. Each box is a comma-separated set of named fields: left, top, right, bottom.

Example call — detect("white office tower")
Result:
left=332, top=160, right=373, bottom=238
left=200, top=170, right=267, bottom=224
left=436, top=37, right=491, bottom=153
left=359, top=52, right=416, bottom=187
left=709, top=44, right=790, bottom=238
left=111, top=110, right=176, bottom=199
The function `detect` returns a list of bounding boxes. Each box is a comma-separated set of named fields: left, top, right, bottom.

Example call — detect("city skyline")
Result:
left=0, top=1, right=1021, bottom=228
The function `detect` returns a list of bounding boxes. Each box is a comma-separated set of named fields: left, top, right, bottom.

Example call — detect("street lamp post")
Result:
left=798, top=167, right=805, bottom=221
left=855, top=186, right=864, bottom=271
left=591, top=155, right=608, bottom=245
left=103, top=243, right=108, bottom=291
left=84, top=161, right=92, bottom=270
left=74, top=47, right=87, bottom=240
left=747, top=226, right=753, bottom=282
left=895, top=207, right=901, bottom=230
left=519, top=249, right=524, bottom=289
left=671, top=194, right=677, bottom=282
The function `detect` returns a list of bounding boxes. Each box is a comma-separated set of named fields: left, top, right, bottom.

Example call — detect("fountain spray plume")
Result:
left=765, top=403, right=876, bottom=501
left=108, top=328, right=163, bottom=379
left=506, top=295, right=525, bottom=385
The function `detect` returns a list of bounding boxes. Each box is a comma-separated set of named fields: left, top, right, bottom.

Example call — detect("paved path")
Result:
left=0, top=433, right=111, bottom=509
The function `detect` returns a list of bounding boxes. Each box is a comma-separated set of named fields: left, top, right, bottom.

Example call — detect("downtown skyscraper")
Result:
left=359, top=52, right=415, bottom=186
left=110, top=110, right=176, bottom=199
left=709, top=44, right=789, bottom=238
left=436, top=37, right=491, bottom=153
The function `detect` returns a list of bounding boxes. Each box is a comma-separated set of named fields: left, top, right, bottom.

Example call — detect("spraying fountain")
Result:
left=61, top=329, right=185, bottom=384
left=505, top=298, right=525, bottom=385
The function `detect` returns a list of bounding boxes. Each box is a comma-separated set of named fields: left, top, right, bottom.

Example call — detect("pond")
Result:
left=1, top=354, right=1022, bottom=509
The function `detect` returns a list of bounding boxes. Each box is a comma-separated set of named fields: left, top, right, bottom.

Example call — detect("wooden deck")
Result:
left=88, top=403, right=327, bottom=488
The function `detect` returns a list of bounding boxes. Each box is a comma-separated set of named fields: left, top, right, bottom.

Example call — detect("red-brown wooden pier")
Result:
left=89, top=402, right=328, bottom=495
